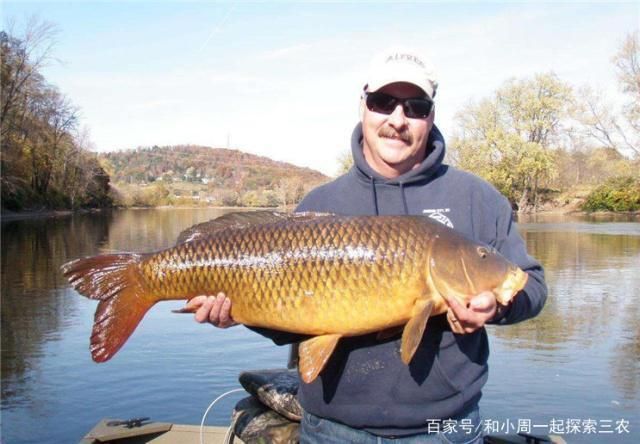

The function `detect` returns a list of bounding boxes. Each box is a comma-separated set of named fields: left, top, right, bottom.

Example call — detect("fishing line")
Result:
left=199, top=387, right=246, bottom=444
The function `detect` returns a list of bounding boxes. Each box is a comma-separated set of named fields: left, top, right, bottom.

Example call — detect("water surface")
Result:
left=1, top=210, right=638, bottom=443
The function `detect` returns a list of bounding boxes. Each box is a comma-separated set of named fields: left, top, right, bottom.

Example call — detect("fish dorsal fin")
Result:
left=176, top=211, right=335, bottom=244
left=298, top=334, right=342, bottom=384
left=400, top=300, right=434, bottom=364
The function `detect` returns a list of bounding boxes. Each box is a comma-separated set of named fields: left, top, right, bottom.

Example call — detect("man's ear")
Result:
left=359, top=97, right=365, bottom=121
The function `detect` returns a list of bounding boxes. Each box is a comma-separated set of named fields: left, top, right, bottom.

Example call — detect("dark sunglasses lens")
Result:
left=366, top=93, right=432, bottom=118
left=404, top=99, right=433, bottom=118
left=366, top=93, right=397, bottom=114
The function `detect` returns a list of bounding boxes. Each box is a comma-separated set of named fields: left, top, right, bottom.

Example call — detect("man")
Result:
left=187, top=48, right=547, bottom=443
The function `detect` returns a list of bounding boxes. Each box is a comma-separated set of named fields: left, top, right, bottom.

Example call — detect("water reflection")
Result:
left=0, top=209, right=229, bottom=421
left=611, top=318, right=640, bottom=402
left=490, top=215, right=640, bottom=419
left=1, top=213, right=113, bottom=405
left=1, top=210, right=639, bottom=443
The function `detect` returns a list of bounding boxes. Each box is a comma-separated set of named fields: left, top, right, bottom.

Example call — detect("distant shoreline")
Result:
left=1, top=208, right=95, bottom=221
left=0, top=205, right=287, bottom=222
left=3, top=205, right=638, bottom=223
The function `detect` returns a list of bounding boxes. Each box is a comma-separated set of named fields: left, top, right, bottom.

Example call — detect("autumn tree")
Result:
left=277, top=178, right=305, bottom=208
left=450, top=73, right=571, bottom=211
left=1, top=18, right=58, bottom=139
left=1, top=18, right=111, bottom=210
left=336, top=150, right=353, bottom=175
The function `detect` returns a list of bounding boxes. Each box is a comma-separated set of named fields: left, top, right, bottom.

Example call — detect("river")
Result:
left=1, top=209, right=639, bottom=443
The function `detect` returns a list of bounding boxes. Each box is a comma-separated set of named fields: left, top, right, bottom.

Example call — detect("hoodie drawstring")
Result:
left=399, top=183, right=409, bottom=215
left=369, top=177, right=410, bottom=216
left=370, top=177, right=379, bottom=215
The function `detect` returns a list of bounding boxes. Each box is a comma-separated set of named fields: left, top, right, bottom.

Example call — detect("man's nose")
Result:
left=388, top=103, right=408, bottom=128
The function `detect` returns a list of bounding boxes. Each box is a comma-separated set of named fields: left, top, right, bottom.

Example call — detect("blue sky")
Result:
left=3, top=1, right=639, bottom=175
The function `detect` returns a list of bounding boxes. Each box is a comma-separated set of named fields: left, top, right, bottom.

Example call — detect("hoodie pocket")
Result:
left=433, top=353, right=464, bottom=394
left=392, top=352, right=463, bottom=404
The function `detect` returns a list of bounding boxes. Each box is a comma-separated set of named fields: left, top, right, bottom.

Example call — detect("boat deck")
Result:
left=80, top=419, right=242, bottom=444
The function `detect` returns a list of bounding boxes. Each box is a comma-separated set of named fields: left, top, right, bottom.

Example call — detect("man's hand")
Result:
left=445, top=291, right=497, bottom=334
left=185, top=293, right=238, bottom=328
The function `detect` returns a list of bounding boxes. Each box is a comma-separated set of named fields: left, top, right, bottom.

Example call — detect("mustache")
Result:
left=378, top=126, right=411, bottom=144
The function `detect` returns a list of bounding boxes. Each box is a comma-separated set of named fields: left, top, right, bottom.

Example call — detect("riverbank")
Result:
left=0, top=205, right=290, bottom=222
left=2, top=204, right=638, bottom=222
left=0, top=207, right=112, bottom=222
left=1, top=208, right=74, bottom=221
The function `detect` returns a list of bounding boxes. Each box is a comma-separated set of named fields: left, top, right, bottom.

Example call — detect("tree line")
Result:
left=100, top=145, right=326, bottom=208
left=1, top=19, right=111, bottom=211
left=448, top=32, right=639, bottom=212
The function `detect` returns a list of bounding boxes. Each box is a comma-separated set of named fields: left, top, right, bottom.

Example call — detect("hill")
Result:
left=99, top=145, right=330, bottom=207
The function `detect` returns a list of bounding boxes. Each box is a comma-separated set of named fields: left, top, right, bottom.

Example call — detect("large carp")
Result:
left=62, top=211, right=527, bottom=383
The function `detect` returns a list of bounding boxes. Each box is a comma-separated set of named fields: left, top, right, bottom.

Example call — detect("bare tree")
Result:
left=1, top=17, right=59, bottom=138
left=613, top=31, right=640, bottom=100
left=612, top=31, right=640, bottom=155
left=572, top=32, right=640, bottom=157
left=573, top=86, right=620, bottom=150
left=1, top=17, right=111, bottom=210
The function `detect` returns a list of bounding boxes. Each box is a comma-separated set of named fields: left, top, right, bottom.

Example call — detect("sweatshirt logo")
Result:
left=422, top=208, right=453, bottom=228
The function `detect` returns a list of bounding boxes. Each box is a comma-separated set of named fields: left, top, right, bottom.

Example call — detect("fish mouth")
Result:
left=493, top=267, right=528, bottom=305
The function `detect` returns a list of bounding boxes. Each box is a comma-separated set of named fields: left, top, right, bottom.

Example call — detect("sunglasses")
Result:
left=364, top=91, right=434, bottom=119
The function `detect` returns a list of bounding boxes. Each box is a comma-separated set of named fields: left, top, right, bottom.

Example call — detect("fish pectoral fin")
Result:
left=400, top=300, right=434, bottom=364
left=376, top=326, right=404, bottom=341
left=298, top=334, right=342, bottom=384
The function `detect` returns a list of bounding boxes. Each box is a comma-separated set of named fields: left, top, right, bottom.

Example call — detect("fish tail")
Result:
left=62, top=253, right=155, bottom=363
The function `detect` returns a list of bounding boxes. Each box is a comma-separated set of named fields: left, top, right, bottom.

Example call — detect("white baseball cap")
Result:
left=364, top=47, right=438, bottom=99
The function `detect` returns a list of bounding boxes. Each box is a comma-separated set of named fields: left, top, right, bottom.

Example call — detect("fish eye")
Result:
left=477, top=247, right=488, bottom=259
